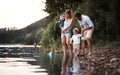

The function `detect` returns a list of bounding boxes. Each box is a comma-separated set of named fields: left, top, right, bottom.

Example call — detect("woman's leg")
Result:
left=62, top=37, right=66, bottom=55
left=66, top=53, right=72, bottom=72
left=61, top=53, right=66, bottom=75
left=66, top=37, right=72, bottom=55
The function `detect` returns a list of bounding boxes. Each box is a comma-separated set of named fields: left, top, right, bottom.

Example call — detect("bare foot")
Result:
left=88, top=52, right=92, bottom=56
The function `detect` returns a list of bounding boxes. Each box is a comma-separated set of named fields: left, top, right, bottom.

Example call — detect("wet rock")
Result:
left=80, top=49, right=120, bottom=75
left=110, top=58, right=120, bottom=63
left=116, top=69, right=120, bottom=73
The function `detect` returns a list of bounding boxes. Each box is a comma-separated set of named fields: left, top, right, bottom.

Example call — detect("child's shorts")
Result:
left=73, top=44, right=80, bottom=53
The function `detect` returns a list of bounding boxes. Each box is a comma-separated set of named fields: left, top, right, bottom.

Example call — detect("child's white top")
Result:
left=71, top=34, right=81, bottom=44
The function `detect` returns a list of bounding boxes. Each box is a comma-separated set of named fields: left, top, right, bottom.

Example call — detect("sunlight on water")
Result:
left=0, top=44, right=41, bottom=48
left=0, top=58, right=48, bottom=75
left=0, top=46, right=48, bottom=75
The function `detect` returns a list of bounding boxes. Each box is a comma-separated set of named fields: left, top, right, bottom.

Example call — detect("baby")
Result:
left=59, top=15, right=65, bottom=29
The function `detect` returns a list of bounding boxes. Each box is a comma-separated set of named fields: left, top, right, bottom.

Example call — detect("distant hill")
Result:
left=0, top=16, right=50, bottom=44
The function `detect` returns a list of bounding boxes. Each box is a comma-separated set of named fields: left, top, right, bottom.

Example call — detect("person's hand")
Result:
left=81, top=30, right=84, bottom=37
left=82, top=27, right=88, bottom=33
left=81, top=28, right=86, bottom=37
left=61, top=28, right=65, bottom=33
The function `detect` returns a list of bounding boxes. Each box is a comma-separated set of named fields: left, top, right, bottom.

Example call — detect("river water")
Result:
left=0, top=45, right=82, bottom=75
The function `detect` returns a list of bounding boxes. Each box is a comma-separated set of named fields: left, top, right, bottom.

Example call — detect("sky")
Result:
left=0, top=0, right=49, bottom=29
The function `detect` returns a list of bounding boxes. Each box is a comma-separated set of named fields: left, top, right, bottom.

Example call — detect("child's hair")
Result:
left=73, top=28, right=79, bottom=33
left=60, top=15, right=65, bottom=20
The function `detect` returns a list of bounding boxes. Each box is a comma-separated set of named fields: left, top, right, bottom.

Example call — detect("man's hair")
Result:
left=75, top=12, right=81, bottom=18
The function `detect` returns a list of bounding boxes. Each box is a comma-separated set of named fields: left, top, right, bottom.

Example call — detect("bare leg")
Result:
left=66, top=37, right=72, bottom=55
left=81, top=40, right=85, bottom=55
left=86, top=38, right=92, bottom=55
left=77, top=44, right=80, bottom=56
left=66, top=54, right=72, bottom=72
left=62, top=38, right=66, bottom=56
left=61, top=54, right=66, bottom=75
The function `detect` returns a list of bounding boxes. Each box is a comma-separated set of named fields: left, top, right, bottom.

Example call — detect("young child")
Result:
left=71, top=28, right=81, bottom=57
left=59, top=15, right=65, bottom=29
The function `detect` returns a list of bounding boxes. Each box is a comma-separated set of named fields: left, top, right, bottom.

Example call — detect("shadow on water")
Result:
left=35, top=52, right=62, bottom=75
left=35, top=52, right=83, bottom=75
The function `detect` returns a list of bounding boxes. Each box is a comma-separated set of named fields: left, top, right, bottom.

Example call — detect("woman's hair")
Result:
left=65, top=9, right=72, bottom=18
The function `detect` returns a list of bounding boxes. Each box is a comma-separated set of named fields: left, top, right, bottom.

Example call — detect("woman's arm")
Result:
left=62, top=18, right=73, bottom=33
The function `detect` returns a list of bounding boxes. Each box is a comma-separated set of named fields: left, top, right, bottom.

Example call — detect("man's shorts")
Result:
left=81, top=28, right=94, bottom=40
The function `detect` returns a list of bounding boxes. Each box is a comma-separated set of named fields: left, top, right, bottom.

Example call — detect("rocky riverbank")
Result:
left=80, top=49, right=120, bottom=75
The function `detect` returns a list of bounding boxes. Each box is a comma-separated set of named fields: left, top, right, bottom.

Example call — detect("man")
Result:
left=75, top=13, right=94, bottom=55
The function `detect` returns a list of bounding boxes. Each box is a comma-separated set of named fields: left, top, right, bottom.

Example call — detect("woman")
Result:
left=61, top=9, right=73, bottom=55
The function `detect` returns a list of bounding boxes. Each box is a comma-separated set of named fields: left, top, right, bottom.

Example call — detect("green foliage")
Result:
left=45, top=0, right=82, bottom=17
left=35, top=28, right=44, bottom=42
left=39, top=22, right=61, bottom=51
left=39, top=0, right=120, bottom=50
left=0, top=17, right=49, bottom=44
left=1, top=0, right=120, bottom=50
left=0, top=28, right=17, bottom=44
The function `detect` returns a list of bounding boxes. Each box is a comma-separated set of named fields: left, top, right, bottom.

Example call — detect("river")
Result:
left=0, top=45, right=83, bottom=75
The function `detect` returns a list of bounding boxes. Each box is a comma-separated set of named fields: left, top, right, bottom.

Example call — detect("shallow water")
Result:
left=0, top=46, right=83, bottom=75
left=0, top=46, right=48, bottom=75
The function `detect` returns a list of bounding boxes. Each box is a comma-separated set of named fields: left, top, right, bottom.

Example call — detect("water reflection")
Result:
left=61, top=54, right=82, bottom=75
left=61, top=54, right=72, bottom=75
left=0, top=47, right=48, bottom=75
left=0, top=58, right=48, bottom=75
left=72, top=55, right=81, bottom=75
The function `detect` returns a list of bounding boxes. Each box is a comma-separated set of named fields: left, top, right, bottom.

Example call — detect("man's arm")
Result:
left=86, top=17, right=94, bottom=29
left=83, top=17, right=94, bottom=31
left=80, top=25, right=84, bottom=36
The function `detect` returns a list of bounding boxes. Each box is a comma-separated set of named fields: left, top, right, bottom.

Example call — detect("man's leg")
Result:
left=81, top=40, right=85, bottom=55
left=86, top=38, right=92, bottom=55
left=86, top=28, right=93, bottom=55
